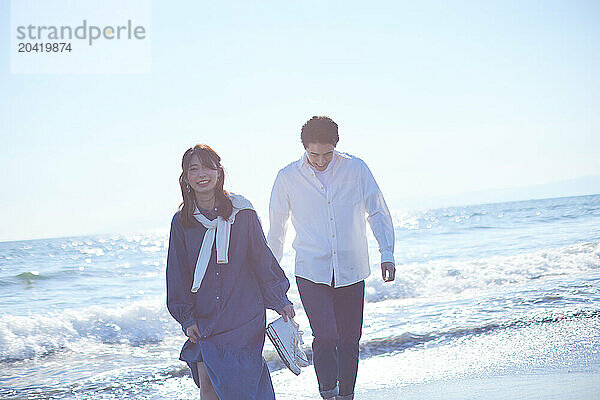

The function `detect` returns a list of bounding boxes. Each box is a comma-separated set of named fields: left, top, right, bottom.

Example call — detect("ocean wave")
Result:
left=365, top=241, right=600, bottom=302
left=15, top=271, right=51, bottom=283
left=2, top=299, right=598, bottom=385
left=2, top=241, right=599, bottom=363
left=16, top=271, right=43, bottom=279
left=1, top=269, right=88, bottom=288
left=0, top=298, right=175, bottom=362
left=358, top=308, right=600, bottom=358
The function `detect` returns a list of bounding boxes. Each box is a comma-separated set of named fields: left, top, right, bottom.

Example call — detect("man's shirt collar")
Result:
left=300, top=150, right=341, bottom=171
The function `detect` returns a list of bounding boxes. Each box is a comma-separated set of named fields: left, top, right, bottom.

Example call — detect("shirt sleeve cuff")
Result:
left=380, top=251, right=395, bottom=265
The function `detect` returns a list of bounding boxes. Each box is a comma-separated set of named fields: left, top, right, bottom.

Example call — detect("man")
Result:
left=267, top=116, right=396, bottom=400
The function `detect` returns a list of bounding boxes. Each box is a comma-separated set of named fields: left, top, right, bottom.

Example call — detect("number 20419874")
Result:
left=18, top=43, right=72, bottom=52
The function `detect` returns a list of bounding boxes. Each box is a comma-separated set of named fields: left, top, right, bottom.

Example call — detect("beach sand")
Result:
left=358, top=371, right=600, bottom=400
left=273, top=357, right=600, bottom=400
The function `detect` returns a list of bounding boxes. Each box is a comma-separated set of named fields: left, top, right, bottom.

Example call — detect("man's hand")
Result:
left=185, top=324, right=201, bottom=343
left=280, top=304, right=296, bottom=322
left=381, top=262, right=395, bottom=282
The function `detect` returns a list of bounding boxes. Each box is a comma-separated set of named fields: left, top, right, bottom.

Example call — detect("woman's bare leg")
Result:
left=197, top=362, right=219, bottom=400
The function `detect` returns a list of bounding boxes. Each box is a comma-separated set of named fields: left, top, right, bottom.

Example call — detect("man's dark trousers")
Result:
left=296, top=277, right=365, bottom=399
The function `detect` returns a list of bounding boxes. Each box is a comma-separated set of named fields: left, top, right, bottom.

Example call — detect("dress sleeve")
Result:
left=166, top=214, right=196, bottom=330
left=246, top=210, right=293, bottom=313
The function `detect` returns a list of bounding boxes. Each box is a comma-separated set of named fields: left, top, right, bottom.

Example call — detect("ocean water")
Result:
left=1, top=194, right=600, bottom=399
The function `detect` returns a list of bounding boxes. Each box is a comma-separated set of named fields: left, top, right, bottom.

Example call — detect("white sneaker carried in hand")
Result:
left=266, top=317, right=309, bottom=375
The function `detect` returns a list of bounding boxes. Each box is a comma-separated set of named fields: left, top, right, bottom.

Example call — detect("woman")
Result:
left=166, top=144, right=295, bottom=400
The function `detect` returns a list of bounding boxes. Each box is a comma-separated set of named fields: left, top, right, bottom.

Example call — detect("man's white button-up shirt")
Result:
left=267, top=151, right=395, bottom=287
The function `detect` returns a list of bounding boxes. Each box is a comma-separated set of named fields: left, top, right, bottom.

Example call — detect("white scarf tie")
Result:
left=191, top=194, right=253, bottom=293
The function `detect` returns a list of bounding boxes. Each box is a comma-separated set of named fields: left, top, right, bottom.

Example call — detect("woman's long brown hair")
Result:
left=178, top=144, right=233, bottom=227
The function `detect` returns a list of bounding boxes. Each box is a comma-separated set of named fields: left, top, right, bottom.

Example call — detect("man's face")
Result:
left=305, top=143, right=335, bottom=171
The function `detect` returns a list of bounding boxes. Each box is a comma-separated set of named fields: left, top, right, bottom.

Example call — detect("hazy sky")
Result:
left=1, top=0, right=599, bottom=241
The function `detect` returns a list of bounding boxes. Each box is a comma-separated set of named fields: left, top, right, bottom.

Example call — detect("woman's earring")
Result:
left=186, top=183, right=191, bottom=193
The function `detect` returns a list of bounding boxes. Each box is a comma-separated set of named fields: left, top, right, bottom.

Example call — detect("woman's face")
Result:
left=186, top=154, right=219, bottom=196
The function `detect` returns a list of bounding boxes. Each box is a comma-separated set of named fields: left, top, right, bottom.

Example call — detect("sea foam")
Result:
left=365, top=241, right=600, bottom=302
left=0, top=298, right=175, bottom=362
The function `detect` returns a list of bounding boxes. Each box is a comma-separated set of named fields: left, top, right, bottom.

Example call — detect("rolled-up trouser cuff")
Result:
left=337, top=393, right=354, bottom=400
left=319, top=384, right=339, bottom=399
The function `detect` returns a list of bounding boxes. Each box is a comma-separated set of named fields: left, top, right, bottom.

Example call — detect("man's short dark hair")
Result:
left=301, top=116, right=339, bottom=148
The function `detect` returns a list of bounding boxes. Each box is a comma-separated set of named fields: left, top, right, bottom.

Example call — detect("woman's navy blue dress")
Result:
left=166, top=208, right=292, bottom=399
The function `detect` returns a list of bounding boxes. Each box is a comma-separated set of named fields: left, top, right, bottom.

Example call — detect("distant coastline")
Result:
left=392, top=175, right=600, bottom=210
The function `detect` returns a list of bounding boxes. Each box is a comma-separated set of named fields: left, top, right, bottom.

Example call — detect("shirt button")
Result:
left=330, top=218, right=333, bottom=221
left=216, top=272, right=219, bottom=276
left=333, top=251, right=337, bottom=254
left=332, top=234, right=335, bottom=238
left=216, top=296, right=220, bottom=300
left=328, top=201, right=331, bottom=204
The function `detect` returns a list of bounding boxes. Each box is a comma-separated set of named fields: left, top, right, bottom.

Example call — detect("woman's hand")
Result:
left=185, top=324, right=202, bottom=343
left=280, top=304, right=295, bottom=322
